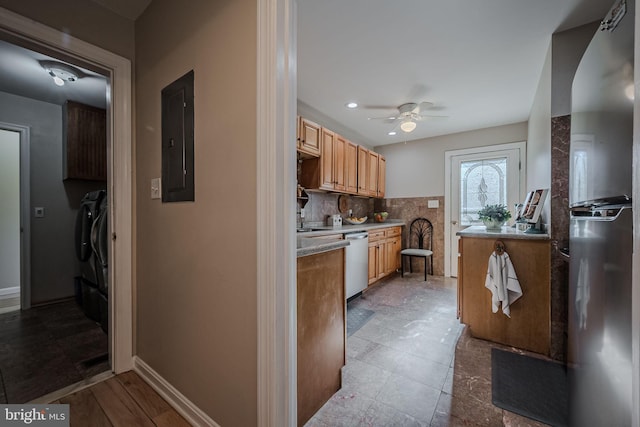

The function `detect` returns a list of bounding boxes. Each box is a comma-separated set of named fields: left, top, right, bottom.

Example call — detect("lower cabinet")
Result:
left=458, top=236, right=550, bottom=355
left=368, top=226, right=402, bottom=285
left=297, top=248, right=345, bottom=426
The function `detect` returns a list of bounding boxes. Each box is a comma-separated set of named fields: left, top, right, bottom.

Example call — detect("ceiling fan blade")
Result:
left=367, top=115, right=399, bottom=121
left=361, top=104, right=399, bottom=110
left=417, top=101, right=434, bottom=112
left=414, top=114, right=448, bottom=121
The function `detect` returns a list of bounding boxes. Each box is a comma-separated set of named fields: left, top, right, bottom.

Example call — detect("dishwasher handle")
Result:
left=345, top=232, right=368, bottom=240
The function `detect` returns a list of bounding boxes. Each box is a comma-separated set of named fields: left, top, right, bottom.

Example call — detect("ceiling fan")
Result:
left=366, top=102, right=447, bottom=133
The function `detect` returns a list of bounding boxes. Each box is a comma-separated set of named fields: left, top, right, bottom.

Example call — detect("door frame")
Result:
left=0, top=7, right=134, bottom=373
left=444, top=141, right=526, bottom=277
left=257, top=0, right=297, bottom=424
left=0, top=123, right=30, bottom=309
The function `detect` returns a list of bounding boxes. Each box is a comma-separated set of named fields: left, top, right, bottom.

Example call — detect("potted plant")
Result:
left=477, top=204, right=512, bottom=230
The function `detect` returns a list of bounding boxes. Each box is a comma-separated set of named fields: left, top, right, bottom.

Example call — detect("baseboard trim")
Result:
left=0, top=286, right=19, bottom=299
left=133, top=356, right=220, bottom=427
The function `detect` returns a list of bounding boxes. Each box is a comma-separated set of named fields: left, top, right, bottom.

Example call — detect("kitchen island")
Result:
left=457, top=226, right=550, bottom=355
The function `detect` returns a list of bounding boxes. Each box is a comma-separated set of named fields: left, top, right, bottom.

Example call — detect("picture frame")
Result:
left=519, top=189, right=549, bottom=224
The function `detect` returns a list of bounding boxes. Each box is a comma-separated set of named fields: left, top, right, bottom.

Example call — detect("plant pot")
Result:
left=483, top=219, right=505, bottom=230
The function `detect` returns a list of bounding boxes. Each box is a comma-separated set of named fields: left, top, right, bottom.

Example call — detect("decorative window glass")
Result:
left=460, top=157, right=507, bottom=225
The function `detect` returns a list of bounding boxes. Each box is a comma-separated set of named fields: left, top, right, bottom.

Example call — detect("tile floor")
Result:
left=305, top=272, right=548, bottom=427
left=0, top=299, right=109, bottom=403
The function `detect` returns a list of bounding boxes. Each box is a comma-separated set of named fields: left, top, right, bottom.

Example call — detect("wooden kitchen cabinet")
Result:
left=298, top=116, right=385, bottom=198
left=458, top=235, right=550, bottom=355
left=357, top=145, right=369, bottom=196
left=297, top=116, right=321, bottom=158
left=367, top=150, right=379, bottom=197
left=319, top=127, right=335, bottom=190
left=297, top=248, right=345, bottom=426
left=333, top=134, right=347, bottom=192
left=377, top=155, right=386, bottom=198
left=63, top=100, right=106, bottom=181
left=345, top=140, right=358, bottom=194
left=367, top=226, right=402, bottom=285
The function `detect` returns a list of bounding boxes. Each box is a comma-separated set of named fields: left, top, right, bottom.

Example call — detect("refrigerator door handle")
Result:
left=570, top=205, right=631, bottom=222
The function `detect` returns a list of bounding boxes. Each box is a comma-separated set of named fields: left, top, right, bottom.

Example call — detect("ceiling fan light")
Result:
left=400, top=119, right=417, bottom=133
left=52, top=75, right=65, bottom=86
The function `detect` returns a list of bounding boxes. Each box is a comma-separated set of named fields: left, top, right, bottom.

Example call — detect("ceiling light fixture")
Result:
left=388, top=131, right=397, bottom=136
left=400, top=118, right=417, bottom=133
left=345, top=102, right=358, bottom=109
left=40, top=60, right=82, bottom=87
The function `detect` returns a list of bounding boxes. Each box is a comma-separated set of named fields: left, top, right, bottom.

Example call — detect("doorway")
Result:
left=0, top=8, right=134, bottom=402
left=444, top=142, right=526, bottom=277
left=0, top=128, right=20, bottom=313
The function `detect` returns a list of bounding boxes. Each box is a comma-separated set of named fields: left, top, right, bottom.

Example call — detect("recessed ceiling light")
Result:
left=345, top=102, right=358, bottom=109
left=388, top=131, right=397, bottom=136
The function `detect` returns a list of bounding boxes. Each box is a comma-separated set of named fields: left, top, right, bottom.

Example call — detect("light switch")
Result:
left=151, top=178, right=161, bottom=199
left=428, top=200, right=439, bottom=209
left=34, top=207, right=45, bottom=218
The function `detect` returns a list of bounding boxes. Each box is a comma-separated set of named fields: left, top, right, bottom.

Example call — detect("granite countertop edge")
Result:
left=456, top=225, right=550, bottom=240
left=296, top=219, right=406, bottom=257
left=296, top=239, right=350, bottom=257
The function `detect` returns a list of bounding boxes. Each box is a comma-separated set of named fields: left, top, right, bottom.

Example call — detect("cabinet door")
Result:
left=385, top=236, right=401, bottom=274
left=63, top=100, right=107, bottom=181
left=368, top=151, right=379, bottom=196
left=333, top=135, right=347, bottom=192
left=345, top=141, right=358, bottom=194
left=296, top=115, right=301, bottom=149
left=377, top=155, right=386, bottom=199
left=376, top=241, right=386, bottom=279
left=299, top=118, right=321, bottom=157
left=368, top=243, right=378, bottom=285
left=319, top=128, right=335, bottom=190
left=357, top=146, right=369, bottom=196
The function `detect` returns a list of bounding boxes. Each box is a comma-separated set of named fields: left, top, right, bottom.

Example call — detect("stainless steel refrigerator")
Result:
left=568, top=0, right=634, bottom=425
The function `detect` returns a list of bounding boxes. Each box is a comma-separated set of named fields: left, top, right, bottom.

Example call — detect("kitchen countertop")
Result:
left=296, top=219, right=405, bottom=257
left=297, top=236, right=349, bottom=257
left=456, top=225, right=549, bottom=240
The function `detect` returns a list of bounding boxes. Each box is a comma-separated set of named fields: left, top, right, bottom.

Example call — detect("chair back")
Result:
left=408, top=218, right=433, bottom=250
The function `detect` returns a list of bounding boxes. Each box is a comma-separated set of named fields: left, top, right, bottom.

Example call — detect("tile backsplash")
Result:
left=297, top=192, right=374, bottom=226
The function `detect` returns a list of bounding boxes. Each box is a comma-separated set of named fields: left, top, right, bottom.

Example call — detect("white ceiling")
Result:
left=0, top=0, right=152, bottom=109
left=0, top=1, right=612, bottom=135
left=297, top=0, right=613, bottom=147
left=0, top=39, right=108, bottom=109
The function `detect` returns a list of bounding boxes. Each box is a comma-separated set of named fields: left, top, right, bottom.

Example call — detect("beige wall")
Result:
left=527, top=43, right=552, bottom=227
left=0, top=0, right=135, bottom=60
left=135, top=0, right=257, bottom=425
left=377, top=122, right=528, bottom=199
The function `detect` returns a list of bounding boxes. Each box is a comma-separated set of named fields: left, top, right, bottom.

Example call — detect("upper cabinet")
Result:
left=377, top=155, right=386, bottom=198
left=345, top=140, right=358, bottom=194
left=63, top=100, right=107, bottom=181
left=299, top=115, right=385, bottom=198
left=297, top=116, right=321, bottom=158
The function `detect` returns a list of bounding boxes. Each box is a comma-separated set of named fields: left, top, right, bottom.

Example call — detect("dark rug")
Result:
left=492, top=348, right=569, bottom=427
left=346, top=306, right=375, bottom=337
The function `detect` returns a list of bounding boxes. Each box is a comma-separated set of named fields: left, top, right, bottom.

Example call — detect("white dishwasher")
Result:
left=344, top=231, right=369, bottom=300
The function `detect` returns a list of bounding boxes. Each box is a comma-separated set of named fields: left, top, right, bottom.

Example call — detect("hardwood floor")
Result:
left=0, top=299, right=109, bottom=403
left=56, top=371, right=190, bottom=427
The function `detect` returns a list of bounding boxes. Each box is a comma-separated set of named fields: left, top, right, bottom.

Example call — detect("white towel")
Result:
left=485, top=251, right=522, bottom=317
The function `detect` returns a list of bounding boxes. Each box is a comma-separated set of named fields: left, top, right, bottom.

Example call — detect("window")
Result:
left=460, top=157, right=507, bottom=225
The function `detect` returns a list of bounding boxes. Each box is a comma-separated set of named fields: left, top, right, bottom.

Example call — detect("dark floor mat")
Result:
left=492, top=348, right=569, bottom=427
left=346, top=306, right=374, bottom=337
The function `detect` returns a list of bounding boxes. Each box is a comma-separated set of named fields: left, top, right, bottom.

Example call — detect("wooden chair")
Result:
left=401, top=218, right=433, bottom=281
